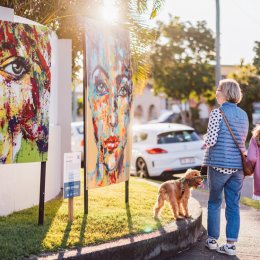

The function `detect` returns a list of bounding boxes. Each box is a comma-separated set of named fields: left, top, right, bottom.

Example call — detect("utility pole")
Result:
left=215, top=0, right=221, bottom=87
left=72, top=82, right=77, bottom=122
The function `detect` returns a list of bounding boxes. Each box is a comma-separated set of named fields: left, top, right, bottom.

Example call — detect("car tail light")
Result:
left=146, top=148, right=168, bottom=154
left=80, top=140, right=84, bottom=147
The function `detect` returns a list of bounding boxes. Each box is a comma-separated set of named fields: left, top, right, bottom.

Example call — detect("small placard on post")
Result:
left=64, top=152, right=81, bottom=222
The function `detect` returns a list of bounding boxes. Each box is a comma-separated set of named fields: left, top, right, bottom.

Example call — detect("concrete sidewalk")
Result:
left=172, top=176, right=260, bottom=260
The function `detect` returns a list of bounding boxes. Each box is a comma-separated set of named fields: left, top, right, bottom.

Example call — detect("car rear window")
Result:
left=157, top=130, right=200, bottom=144
left=133, top=132, right=148, bottom=143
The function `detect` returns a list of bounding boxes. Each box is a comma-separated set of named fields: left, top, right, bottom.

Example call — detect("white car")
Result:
left=71, top=121, right=84, bottom=162
left=131, top=123, right=205, bottom=178
left=149, top=110, right=181, bottom=123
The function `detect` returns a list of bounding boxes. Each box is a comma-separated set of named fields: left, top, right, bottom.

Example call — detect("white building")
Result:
left=134, top=83, right=167, bottom=124
left=133, top=66, right=241, bottom=125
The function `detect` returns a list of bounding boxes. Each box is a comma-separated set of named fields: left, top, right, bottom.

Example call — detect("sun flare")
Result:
left=101, top=0, right=119, bottom=23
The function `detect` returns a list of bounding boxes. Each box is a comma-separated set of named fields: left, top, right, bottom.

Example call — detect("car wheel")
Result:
left=136, top=158, right=149, bottom=178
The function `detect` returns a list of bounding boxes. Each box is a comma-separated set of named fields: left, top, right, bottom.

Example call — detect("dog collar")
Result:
left=178, top=176, right=205, bottom=198
left=178, top=178, right=186, bottom=198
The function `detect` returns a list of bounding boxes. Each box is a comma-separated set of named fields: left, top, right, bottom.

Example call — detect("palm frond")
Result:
left=1, top=0, right=164, bottom=88
left=127, top=1, right=165, bottom=91
left=150, top=0, right=164, bottom=19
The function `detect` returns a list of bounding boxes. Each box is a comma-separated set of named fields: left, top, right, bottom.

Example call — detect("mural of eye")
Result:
left=0, top=21, right=51, bottom=164
left=118, top=78, right=129, bottom=97
left=96, top=80, right=108, bottom=96
left=3, top=57, right=29, bottom=80
left=118, top=86, right=128, bottom=97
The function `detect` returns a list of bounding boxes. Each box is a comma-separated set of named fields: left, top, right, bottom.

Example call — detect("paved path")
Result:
left=166, top=176, right=260, bottom=260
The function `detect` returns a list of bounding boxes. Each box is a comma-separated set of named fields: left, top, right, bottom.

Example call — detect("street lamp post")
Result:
left=215, top=0, right=221, bottom=87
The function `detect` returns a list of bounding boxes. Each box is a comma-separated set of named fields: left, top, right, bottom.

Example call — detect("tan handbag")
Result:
left=219, top=108, right=253, bottom=176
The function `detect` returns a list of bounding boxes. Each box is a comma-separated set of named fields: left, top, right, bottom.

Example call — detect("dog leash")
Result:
left=178, top=178, right=186, bottom=198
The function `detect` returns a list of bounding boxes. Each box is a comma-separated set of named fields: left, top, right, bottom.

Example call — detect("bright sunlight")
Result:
left=100, top=0, right=119, bottom=23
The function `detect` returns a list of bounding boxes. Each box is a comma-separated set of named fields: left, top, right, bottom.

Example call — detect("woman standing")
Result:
left=203, top=79, right=249, bottom=256
left=247, top=124, right=260, bottom=200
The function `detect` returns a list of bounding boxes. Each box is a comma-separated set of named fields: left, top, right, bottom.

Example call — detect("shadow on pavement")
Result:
left=171, top=226, right=241, bottom=260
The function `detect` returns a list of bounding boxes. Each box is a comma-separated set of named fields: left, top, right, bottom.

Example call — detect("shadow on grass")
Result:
left=57, top=221, right=73, bottom=258
left=57, top=212, right=89, bottom=258
left=76, top=214, right=88, bottom=255
left=154, top=218, right=166, bottom=235
left=0, top=196, right=63, bottom=259
left=126, top=203, right=164, bottom=241
left=80, top=214, right=88, bottom=244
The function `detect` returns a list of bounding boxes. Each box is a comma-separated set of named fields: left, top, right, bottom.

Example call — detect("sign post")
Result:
left=125, top=180, right=129, bottom=204
left=64, top=152, right=81, bottom=221
left=38, top=161, right=46, bottom=225
left=82, top=32, right=88, bottom=215
left=68, top=197, right=74, bottom=222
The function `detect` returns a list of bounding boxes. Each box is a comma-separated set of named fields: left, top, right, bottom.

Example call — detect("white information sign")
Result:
left=63, top=152, right=81, bottom=198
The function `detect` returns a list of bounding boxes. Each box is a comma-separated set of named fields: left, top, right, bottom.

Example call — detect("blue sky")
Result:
left=149, top=0, right=260, bottom=65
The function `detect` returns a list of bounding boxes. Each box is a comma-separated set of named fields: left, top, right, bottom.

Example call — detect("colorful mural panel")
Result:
left=0, top=21, right=51, bottom=164
left=85, top=19, right=133, bottom=189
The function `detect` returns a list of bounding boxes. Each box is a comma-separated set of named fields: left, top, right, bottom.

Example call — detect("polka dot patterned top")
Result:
left=204, top=108, right=238, bottom=174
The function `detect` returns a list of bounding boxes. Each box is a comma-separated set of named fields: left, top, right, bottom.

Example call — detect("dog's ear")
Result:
left=184, top=168, right=195, bottom=179
left=185, top=168, right=193, bottom=175
left=184, top=169, right=190, bottom=178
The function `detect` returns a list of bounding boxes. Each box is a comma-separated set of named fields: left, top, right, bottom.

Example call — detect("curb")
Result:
left=37, top=197, right=202, bottom=260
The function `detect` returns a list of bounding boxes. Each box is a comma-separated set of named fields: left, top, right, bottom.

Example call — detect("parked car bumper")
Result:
left=145, top=152, right=203, bottom=176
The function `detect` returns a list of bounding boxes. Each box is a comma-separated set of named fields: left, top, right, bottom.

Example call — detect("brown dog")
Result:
left=154, top=169, right=203, bottom=220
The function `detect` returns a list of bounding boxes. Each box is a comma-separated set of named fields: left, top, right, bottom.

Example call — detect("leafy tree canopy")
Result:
left=253, top=41, right=260, bottom=74
left=151, top=16, right=215, bottom=104
left=228, top=41, right=260, bottom=127
left=0, top=0, right=164, bottom=86
left=230, top=48, right=260, bottom=127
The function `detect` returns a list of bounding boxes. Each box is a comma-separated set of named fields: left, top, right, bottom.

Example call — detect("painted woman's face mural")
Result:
left=86, top=20, right=132, bottom=188
left=0, top=21, right=51, bottom=164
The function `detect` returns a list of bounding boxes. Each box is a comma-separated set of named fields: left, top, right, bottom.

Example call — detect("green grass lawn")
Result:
left=0, top=176, right=173, bottom=259
left=240, top=197, right=260, bottom=210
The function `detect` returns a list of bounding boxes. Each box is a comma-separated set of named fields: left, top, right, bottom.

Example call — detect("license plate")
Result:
left=180, top=157, right=195, bottom=165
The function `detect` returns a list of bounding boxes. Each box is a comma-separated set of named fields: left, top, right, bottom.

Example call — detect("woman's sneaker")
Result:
left=216, top=244, right=236, bottom=256
left=205, top=238, right=218, bottom=250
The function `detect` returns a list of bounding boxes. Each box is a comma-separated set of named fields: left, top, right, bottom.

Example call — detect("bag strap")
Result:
left=219, top=108, right=242, bottom=152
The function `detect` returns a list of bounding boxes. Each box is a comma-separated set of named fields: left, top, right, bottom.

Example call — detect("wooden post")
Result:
left=38, top=161, right=46, bottom=225
left=68, top=197, right=74, bottom=222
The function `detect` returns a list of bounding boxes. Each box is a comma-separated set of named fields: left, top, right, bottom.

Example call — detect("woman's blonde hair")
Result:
left=252, top=124, right=260, bottom=139
left=218, top=79, right=242, bottom=104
